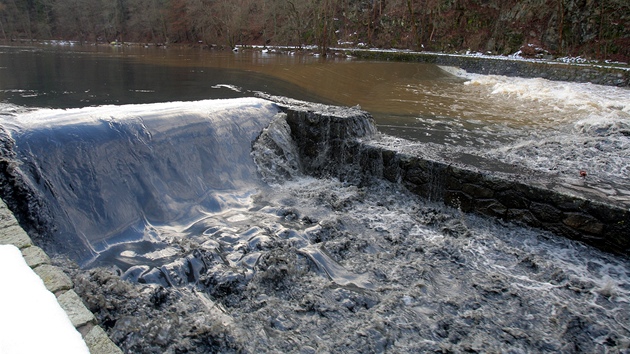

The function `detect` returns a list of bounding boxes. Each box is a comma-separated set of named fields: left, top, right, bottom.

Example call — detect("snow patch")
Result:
left=211, top=84, right=242, bottom=93
left=0, top=245, right=89, bottom=354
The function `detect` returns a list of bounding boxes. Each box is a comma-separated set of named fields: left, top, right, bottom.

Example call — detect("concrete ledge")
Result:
left=0, top=204, right=19, bottom=228
left=58, top=290, right=96, bottom=328
left=0, top=198, right=123, bottom=354
left=0, top=225, right=33, bottom=249
left=345, top=50, right=630, bottom=87
left=21, top=246, right=51, bottom=268
left=33, top=264, right=74, bottom=294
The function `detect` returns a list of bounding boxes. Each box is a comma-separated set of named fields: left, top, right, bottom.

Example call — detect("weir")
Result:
left=0, top=97, right=628, bottom=352
left=0, top=96, right=628, bottom=266
left=0, top=98, right=282, bottom=264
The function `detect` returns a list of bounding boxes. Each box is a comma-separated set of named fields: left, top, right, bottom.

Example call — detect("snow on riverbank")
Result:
left=235, top=44, right=630, bottom=71
left=0, top=245, right=89, bottom=354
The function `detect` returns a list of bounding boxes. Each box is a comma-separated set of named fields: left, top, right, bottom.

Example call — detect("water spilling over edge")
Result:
left=0, top=98, right=628, bottom=352
left=0, top=98, right=281, bottom=264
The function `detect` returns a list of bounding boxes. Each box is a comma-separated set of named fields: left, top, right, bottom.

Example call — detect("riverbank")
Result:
left=0, top=199, right=122, bottom=354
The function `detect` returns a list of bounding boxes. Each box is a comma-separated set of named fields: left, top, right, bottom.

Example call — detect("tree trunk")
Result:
left=0, top=18, right=6, bottom=41
left=558, top=0, right=564, bottom=54
left=406, top=0, right=417, bottom=49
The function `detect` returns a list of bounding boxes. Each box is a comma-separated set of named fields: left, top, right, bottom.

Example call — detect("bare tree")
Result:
left=0, top=3, right=8, bottom=40
left=127, top=0, right=168, bottom=43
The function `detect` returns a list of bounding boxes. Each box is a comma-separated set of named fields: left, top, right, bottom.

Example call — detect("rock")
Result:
left=33, top=264, right=73, bottom=293
left=506, top=209, right=540, bottom=227
left=563, top=213, right=604, bottom=235
left=475, top=199, right=508, bottom=217
left=530, top=202, right=564, bottom=223
left=84, top=325, right=123, bottom=354
left=462, top=183, right=494, bottom=198
left=495, top=190, right=529, bottom=209
left=21, top=246, right=51, bottom=268
left=57, top=290, right=96, bottom=328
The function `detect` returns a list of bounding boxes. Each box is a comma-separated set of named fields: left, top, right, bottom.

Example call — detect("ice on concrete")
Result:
left=0, top=245, right=89, bottom=354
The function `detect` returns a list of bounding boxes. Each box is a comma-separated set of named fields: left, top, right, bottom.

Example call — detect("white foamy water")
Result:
left=71, top=175, right=630, bottom=353
left=462, top=72, right=630, bottom=126
left=430, top=71, right=630, bottom=188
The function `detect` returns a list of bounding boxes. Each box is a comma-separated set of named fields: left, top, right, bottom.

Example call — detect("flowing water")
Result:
left=1, top=44, right=629, bottom=352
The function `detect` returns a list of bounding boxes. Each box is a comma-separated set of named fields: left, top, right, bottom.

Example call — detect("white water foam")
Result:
left=464, top=74, right=630, bottom=125
left=72, top=175, right=630, bottom=352
left=433, top=72, right=630, bottom=185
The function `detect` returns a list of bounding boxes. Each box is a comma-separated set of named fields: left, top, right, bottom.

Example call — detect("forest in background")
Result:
left=1, top=0, right=629, bottom=61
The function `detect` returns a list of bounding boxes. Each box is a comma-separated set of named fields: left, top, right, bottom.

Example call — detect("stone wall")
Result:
left=346, top=50, right=630, bottom=87
left=365, top=145, right=629, bottom=255
left=274, top=98, right=630, bottom=256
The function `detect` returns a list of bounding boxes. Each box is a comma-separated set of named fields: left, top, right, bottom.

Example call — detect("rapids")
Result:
left=462, top=73, right=630, bottom=189
left=1, top=46, right=629, bottom=352
left=0, top=97, right=628, bottom=352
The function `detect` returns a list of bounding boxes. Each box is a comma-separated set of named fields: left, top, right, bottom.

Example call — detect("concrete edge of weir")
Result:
left=270, top=96, right=630, bottom=256
left=0, top=198, right=123, bottom=354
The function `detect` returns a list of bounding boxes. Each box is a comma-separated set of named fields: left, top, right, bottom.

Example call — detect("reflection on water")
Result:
left=0, top=46, right=329, bottom=108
